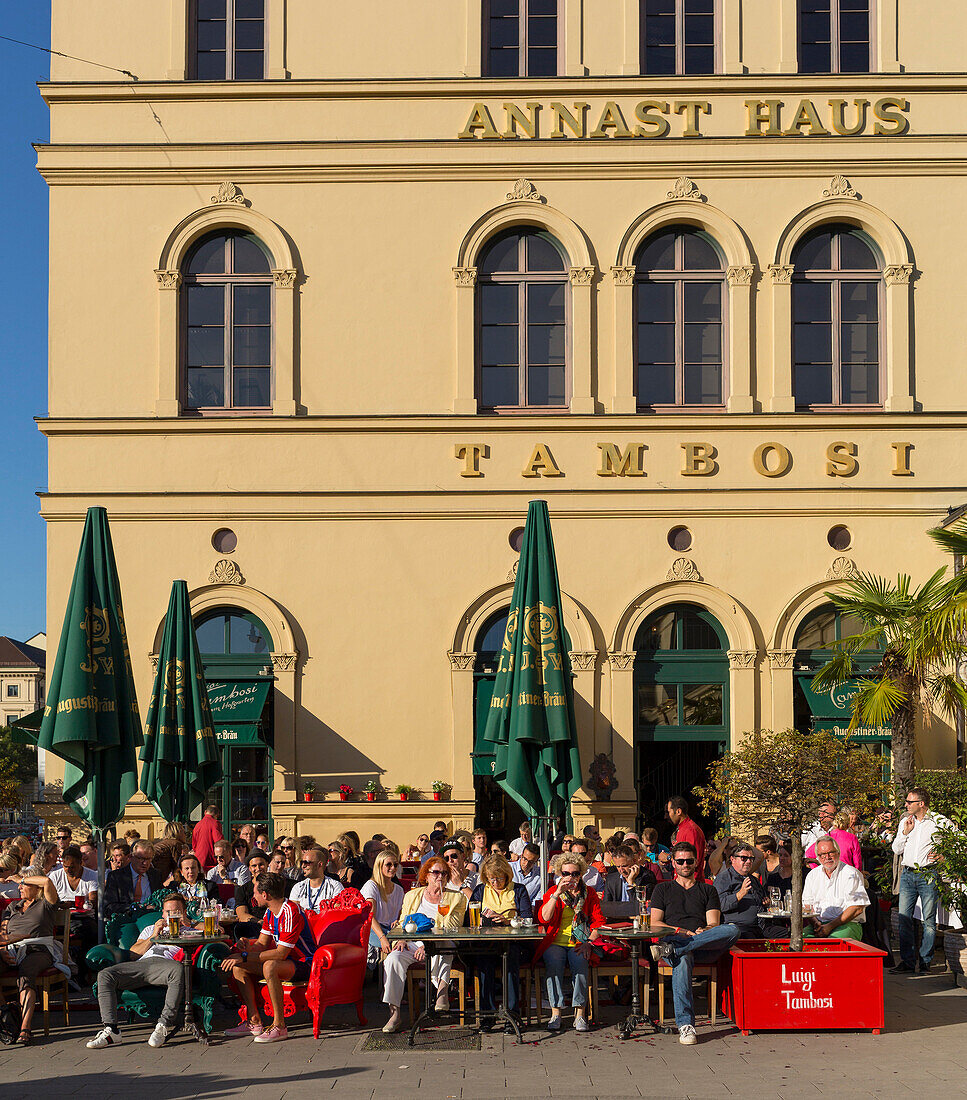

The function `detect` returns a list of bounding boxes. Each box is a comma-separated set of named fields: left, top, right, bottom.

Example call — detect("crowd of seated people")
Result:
left=0, top=787, right=910, bottom=1050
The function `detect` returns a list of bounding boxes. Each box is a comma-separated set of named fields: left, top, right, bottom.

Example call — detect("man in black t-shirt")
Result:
left=650, top=841, right=739, bottom=1047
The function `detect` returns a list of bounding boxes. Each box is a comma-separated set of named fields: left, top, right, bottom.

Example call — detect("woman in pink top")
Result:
left=806, top=811, right=863, bottom=870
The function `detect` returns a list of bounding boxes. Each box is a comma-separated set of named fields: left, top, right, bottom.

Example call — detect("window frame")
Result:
left=797, top=0, right=875, bottom=75
left=791, top=226, right=884, bottom=412
left=482, top=0, right=563, bottom=78
left=189, top=0, right=267, bottom=81
left=6, top=684, right=20, bottom=699
left=640, top=0, right=721, bottom=76
left=475, top=231, right=572, bottom=414
left=180, top=232, right=276, bottom=415
left=633, top=228, right=728, bottom=413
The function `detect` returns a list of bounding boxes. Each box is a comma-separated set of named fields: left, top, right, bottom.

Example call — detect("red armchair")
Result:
left=238, top=888, right=372, bottom=1037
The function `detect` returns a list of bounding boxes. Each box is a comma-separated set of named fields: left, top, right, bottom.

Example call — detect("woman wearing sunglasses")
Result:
left=533, top=853, right=604, bottom=1033
left=360, top=849, right=404, bottom=966
left=381, top=856, right=467, bottom=1033
left=326, top=840, right=353, bottom=886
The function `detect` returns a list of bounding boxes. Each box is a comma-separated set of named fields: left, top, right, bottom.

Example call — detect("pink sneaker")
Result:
left=224, top=1018, right=264, bottom=1038
left=253, top=1024, right=288, bottom=1044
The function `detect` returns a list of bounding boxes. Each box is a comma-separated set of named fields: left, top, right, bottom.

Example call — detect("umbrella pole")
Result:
left=96, top=831, right=106, bottom=945
left=538, top=817, right=549, bottom=897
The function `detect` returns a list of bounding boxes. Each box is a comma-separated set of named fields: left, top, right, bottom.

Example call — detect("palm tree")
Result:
left=812, top=523, right=967, bottom=791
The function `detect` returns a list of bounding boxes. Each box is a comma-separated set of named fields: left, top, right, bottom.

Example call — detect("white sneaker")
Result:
left=679, top=1024, right=698, bottom=1045
left=574, top=1016, right=589, bottom=1033
left=86, top=1027, right=122, bottom=1049
left=148, top=1022, right=172, bottom=1048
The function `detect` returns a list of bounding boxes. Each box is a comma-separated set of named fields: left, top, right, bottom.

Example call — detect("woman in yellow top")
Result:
left=465, top=854, right=534, bottom=1029
left=381, top=855, right=468, bottom=1033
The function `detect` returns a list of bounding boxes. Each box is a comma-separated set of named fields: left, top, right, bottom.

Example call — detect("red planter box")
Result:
left=728, top=939, right=886, bottom=1035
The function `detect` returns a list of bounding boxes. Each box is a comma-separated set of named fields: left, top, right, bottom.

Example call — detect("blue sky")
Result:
left=0, top=6, right=50, bottom=642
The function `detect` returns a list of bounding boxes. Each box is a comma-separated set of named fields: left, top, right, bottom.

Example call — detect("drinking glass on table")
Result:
left=468, top=902, right=481, bottom=928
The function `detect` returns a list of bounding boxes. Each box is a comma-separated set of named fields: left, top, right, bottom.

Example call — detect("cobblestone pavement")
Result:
left=1, top=969, right=964, bottom=1100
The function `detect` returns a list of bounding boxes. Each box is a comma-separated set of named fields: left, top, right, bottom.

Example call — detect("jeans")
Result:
left=542, top=944, right=589, bottom=1009
left=664, top=924, right=739, bottom=1028
left=96, top=958, right=185, bottom=1030
left=898, top=868, right=939, bottom=966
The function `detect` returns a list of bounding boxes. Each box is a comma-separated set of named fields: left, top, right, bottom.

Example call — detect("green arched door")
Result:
left=634, top=604, right=729, bottom=837
left=196, top=608, right=275, bottom=838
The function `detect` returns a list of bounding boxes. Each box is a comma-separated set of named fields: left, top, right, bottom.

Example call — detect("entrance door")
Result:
left=634, top=604, right=729, bottom=841
left=195, top=608, right=276, bottom=840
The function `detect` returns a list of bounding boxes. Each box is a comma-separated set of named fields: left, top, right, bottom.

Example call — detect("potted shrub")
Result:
left=302, top=781, right=315, bottom=803
left=925, top=773, right=967, bottom=988
left=699, top=727, right=888, bottom=1034
left=338, top=783, right=354, bottom=802
left=362, top=779, right=380, bottom=802
left=431, top=780, right=450, bottom=802
left=394, top=784, right=417, bottom=802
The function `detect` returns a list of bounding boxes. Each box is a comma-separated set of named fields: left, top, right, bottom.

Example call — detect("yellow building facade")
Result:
left=38, top=1, right=967, bottom=842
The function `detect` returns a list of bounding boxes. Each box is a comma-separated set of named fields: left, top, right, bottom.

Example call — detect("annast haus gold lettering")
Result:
left=458, top=98, right=910, bottom=140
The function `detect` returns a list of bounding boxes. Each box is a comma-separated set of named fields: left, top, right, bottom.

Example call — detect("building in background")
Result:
left=37, top=1, right=966, bottom=843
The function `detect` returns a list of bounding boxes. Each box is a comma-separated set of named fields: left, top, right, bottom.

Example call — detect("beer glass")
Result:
left=168, top=916, right=180, bottom=937
left=469, top=903, right=481, bottom=928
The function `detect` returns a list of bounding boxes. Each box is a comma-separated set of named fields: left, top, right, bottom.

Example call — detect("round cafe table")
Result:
left=597, top=922, right=681, bottom=1039
left=154, top=933, right=230, bottom=1044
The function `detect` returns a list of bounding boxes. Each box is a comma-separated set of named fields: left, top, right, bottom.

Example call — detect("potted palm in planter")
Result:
left=393, top=784, right=417, bottom=802
left=699, top=727, right=888, bottom=1034
left=302, top=781, right=315, bottom=803
left=363, top=779, right=380, bottom=802
left=338, top=783, right=354, bottom=802
left=431, top=780, right=450, bottom=802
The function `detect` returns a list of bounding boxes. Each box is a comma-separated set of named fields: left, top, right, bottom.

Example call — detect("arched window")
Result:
left=483, top=0, right=559, bottom=77
left=792, top=224, right=881, bottom=409
left=477, top=228, right=569, bottom=410
left=183, top=230, right=273, bottom=411
left=194, top=608, right=272, bottom=655
left=634, top=227, right=725, bottom=409
left=192, top=0, right=266, bottom=80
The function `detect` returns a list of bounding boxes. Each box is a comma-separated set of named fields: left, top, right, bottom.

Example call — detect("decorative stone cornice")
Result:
left=608, top=652, right=635, bottom=671
left=211, top=180, right=246, bottom=205
left=610, top=266, right=636, bottom=286
left=767, top=650, right=796, bottom=670
left=767, top=264, right=794, bottom=284
left=727, top=264, right=754, bottom=287
left=149, top=654, right=159, bottom=672
left=666, top=176, right=705, bottom=202
left=155, top=269, right=182, bottom=290
left=209, top=559, right=244, bottom=585
left=505, top=178, right=543, bottom=203
left=452, top=266, right=477, bottom=287
left=826, top=556, right=860, bottom=581
left=272, top=652, right=297, bottom=671
left=569, top=266, right=595, bottom=286
left=666, top=557, right=702, bottom=582
left=568, top=651, right=597, bottom=672
left=506, top=560, right=519, bottom=582
left=448, top=651, right=476, bottom=671
left=884, top=263, right=914, bottom=286
left=823, top=175, right=858, bottom=199
left=272, top=269, right=297, bottom=289
left=728, top=650, right=758, bottom=670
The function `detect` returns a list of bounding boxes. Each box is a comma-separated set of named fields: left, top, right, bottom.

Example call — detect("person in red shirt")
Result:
left=666, top=796, right=706, bottom=878
left=221, top=871, right=316, bottom=1043
left=191, top=805, right=224, bottom=872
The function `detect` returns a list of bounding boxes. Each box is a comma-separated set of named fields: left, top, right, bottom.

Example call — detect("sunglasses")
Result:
left=734, top=855, right=754, bottom=862
left=444, top=854, right=461, bottom=861
left=300, top=859, right=317, bottom=866
left=674, top=858, right=696, bottom=866
left=282, top=845, right=294, bottom=851
left=426, top=869, right=445, bottom=876
left=559, top=870, right=580, bottom=877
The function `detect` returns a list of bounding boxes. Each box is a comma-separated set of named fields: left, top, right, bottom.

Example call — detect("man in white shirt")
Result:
left=567, top=839, right=605, bottom=892
left=801, top=837, right=868, bottom=941
left=86, top=892, right=198, bottom=1050
left=49, top=846, right=99, bottom=904
left=890, top=786, right=951, bottom=974
left=289, top=846, right=344, bottom=912
left=801, top=802, right=837, bottom=852
left=512, top=843, right=543, bottom=904
left=508, top=822, right=533, bottom=862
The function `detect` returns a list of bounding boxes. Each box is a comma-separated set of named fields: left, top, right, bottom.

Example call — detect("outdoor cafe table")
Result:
left=597, top=922, right=682, bottom=1039
left=154, top=932, right=230, bottom=1044
left=386, top=924, right=544, bottom=1045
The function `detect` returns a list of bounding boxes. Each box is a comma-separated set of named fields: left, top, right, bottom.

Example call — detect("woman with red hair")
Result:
left=380, top=855, right=468, bottom=1033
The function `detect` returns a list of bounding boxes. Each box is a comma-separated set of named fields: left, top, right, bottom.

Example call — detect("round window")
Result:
left=212, top=528, right=237, bottom=554
left=667, top=526, right=692, bottom=552
left=509, top=527, right=525, bottom=552
left=827, top=525, right=852, bottom=551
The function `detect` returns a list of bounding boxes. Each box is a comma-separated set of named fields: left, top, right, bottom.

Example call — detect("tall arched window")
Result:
left=792, top=224, right=882, bottom=409
left=483, top=0, right=559, bottom=77
left=477, top=228, right=569, bottom=410
left=194, top=608, right=271, bottom=655
left=634, top=227, right=725, bottom=410
left=183, top=230, right=274, bottom=411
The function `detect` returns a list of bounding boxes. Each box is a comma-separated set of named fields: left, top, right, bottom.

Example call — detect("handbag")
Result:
left=0, top=998, right=21, bottom=1045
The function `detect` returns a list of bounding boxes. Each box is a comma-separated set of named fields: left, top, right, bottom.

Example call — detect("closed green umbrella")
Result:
left=140, top=580, right=221, bottom=823
left=483, top=500, right=582, bottom=881
left=37, top=506, right=143, bottom=938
